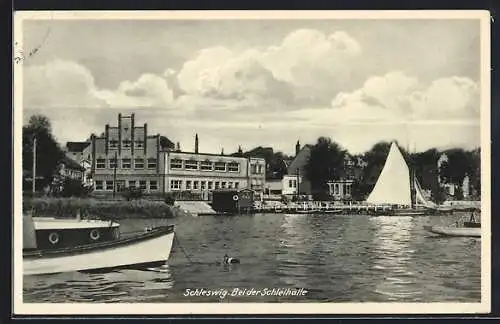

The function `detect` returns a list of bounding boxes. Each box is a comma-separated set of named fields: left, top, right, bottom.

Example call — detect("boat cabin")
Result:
left=24, top=214, right=120, bottom=251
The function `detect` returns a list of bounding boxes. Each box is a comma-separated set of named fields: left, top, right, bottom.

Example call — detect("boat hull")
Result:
left=23, top=226, right=175, bottom=276
left=425, top=225, right=481, bottom=238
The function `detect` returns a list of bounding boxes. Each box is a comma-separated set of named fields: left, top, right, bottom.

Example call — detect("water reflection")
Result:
left=24, top=265, right=175, bottom=303
left=370, top=216, right=421, bottom=301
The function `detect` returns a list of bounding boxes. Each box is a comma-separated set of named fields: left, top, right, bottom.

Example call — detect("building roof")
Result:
left=66, top=141, right=90, bottom=152
left=60, top=156, right=85, bottom=171
left=287, top=145, right=312, bottom=174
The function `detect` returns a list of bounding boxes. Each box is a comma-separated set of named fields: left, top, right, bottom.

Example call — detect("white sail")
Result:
left=414, top=177, right=437, bottom=208
left=366, top=142, right=412, bottom=206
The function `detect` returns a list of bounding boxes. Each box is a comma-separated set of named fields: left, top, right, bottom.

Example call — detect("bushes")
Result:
left=164, top=192, right=176, bottom=206
left=24, top=197, right=176, bottom=220
left=121, top=187, right=144, bottom=201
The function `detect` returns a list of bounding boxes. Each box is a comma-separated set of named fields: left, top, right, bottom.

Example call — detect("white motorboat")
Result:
left=23, top=213, right=175, bottom=275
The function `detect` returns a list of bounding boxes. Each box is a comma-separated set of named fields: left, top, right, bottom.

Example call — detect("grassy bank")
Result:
left=23, top=197, right=183, bottom=220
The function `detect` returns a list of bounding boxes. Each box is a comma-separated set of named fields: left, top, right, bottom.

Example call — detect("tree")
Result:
left=439, top=148, right=473, bottom=186
left=22, top=115, right=65, bottom=191
left=305, top=137, right=347, bottom=195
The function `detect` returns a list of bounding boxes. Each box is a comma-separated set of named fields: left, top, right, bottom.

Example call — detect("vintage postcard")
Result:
left=13, top=10, right=491, bottom=315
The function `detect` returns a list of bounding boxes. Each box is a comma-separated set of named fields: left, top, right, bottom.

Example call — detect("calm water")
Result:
left=23, top=213, right=481, bottom=303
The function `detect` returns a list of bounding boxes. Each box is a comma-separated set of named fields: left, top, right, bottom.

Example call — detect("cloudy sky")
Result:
left=21, top=15, right=484, bottom=155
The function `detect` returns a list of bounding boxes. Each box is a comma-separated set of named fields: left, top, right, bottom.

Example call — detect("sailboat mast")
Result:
left=408, top=142, right=416, bottom=209
left=32, top=137, right=37, bottom=195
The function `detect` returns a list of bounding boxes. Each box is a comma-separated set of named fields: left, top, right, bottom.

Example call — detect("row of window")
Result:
left=96, top=158, right=157, bottom=169
left=170, top=159, right=241, bottom=172
left=108, top=140, right=144, bottom=149
left=250, top=164, right=265, bottom=175
left=331, top=183, right=352, bottom=196
left=170, top=179, right=240, bottom=191
left=95, top=180, right=158, bottom=191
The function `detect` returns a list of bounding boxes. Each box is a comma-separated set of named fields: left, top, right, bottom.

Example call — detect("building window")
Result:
left=289, top=179, right=293, bottom=188
left=147, top=158, right=157, bottom=169
left=139, top=180, right=147, bottom=189
left=193, top=181, right=199, bottom=190
left=215, top=181, right=220, bottom=189
left=208, top=181, right=213, bottom=190
left=170, top=158, right=183, bottom=169
left=134, top=158, right=144, bottom=169
left=122, top=158, right=131, bottom=169
left=334, top=183, right=340, bottom=195
left=109, top=140, right=118, bottom=149
left=185, top=160, right=198, bottom=170
left=221, top=181, right=227, bottom=189
left=201, top=181, right=207, bottom=190
left=116, top=180, right=126, bottom=191
left=95, top=180, right=103, bottom=190
left=105, top=180, right=114, bottom=191
left=215, top=162, right=226, bottom=172
left=170, top=180, right=182, bottom=190
left=257, top=165, right=263, bottom=174
left=149, top=180, right=158, bottom=191
left=123, top=140, right=131, bottom=148
left=200, top=160, right=213, bottom=171
left=228, top=162, right=239, bottom=172
left=109, top=158, right=118, bottom=169
left=96, top=159, right=106, bottom=169
left=186, top=180, right=192, bottom=190
left=251, top=164, right=257, bottom=174
left=128, top=180, right=136, bottom=188
left=228, top=182, right=233, bottom=189
left=346, top=184, right=352, bottom=196
left=235, top=182, right=239, bottom=189
left=135, top=140, right=144, bottom=148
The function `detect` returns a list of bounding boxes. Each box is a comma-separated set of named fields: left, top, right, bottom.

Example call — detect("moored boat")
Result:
left=365, top=142, right=447, bottom=216
left=23, top=213, right=175, bottom=275
left=424, top=225, right=480, bottom=237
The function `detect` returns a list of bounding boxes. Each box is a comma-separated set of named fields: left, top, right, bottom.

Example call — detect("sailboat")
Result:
left=366, top=142, right=442, bottom=216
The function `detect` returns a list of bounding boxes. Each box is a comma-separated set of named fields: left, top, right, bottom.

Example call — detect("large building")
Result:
left=67, top=113, right=266, bottom=197
left=88, top=113, right=165, bottom=193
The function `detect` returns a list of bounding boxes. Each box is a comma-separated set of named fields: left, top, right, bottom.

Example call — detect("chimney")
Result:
left=195, top=133, right=199, bottom=154
left=295, top=140, right=301, bottom=156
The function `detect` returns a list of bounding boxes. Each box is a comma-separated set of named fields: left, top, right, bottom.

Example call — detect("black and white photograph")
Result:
left=13, top=10, right=491, bottom=315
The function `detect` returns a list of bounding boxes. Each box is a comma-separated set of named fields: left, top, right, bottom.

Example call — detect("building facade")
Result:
left=163, top=151, right=250, bottom=193
left=89, top=113, right=163, bottom=194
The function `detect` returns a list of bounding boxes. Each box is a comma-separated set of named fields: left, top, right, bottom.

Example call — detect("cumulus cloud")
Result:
left=23, top=59, right=106, bottom=108
left=24, top=59, right=176, bottom=109
left=176, top=29, right=362, bottom=106
left=329, top=71, right=479, bottom=122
